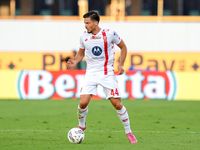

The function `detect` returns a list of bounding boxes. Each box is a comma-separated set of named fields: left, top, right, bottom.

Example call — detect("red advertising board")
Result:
left=17, top=70, right=176, bottom=100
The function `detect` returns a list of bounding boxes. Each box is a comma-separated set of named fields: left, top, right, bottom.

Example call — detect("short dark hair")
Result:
left=83, top=10, right=100, bottom=23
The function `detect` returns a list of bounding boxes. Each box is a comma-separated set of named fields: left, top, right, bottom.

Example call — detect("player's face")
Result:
left=84, top=17, right=98, bottom=34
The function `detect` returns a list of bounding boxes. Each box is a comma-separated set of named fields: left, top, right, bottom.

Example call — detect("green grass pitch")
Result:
left=0, top=99, right=200, bottom=150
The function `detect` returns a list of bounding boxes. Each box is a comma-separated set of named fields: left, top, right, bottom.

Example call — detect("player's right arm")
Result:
left=66, top=48, right=85, bottom=69
left=67, top=33, right=86, bottom=69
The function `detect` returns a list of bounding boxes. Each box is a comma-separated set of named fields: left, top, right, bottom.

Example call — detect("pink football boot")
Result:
left=78, top=123, right=86, bottom=131
left=126, top=132, right=137, bottom=143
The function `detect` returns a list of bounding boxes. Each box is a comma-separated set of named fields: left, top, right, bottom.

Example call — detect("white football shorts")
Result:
left=80, top=74, right=121, bottom=100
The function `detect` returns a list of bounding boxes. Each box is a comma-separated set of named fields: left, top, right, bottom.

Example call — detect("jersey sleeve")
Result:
left=79, top=35, right=85, bottom=49
left=111, top=30, right=122, bottom=45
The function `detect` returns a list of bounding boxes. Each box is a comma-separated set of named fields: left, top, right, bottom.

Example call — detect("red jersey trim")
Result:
left=102, top=31, right=108, bottom=75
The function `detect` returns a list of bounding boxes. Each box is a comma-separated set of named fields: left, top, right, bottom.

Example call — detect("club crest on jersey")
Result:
left=103, top=36, right=107, bottom=41
left=92, top=46, right=102, bottom=56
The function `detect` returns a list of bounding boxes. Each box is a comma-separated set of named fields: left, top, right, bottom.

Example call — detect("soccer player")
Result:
left=66, top=10, right=137, bottom=143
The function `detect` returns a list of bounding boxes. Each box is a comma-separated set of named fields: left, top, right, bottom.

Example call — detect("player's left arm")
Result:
left=117, top=39, right=127, bottom=75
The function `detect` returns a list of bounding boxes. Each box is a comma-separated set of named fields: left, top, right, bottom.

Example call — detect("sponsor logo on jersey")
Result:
left=114, top=32, right=118, bottom=37
left=92, top=56, right=105, bottom=60
left=92, top=46, right=102, bottom=56
left=91, top=35, right=101, bottom=40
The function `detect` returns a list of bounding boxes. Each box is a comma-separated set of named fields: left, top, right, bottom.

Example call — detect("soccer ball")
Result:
left=68, top=128, right=85, bottom=144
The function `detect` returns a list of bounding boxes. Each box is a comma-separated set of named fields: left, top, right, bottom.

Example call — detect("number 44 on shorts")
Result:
left=110, top=88, right=119, bottom=96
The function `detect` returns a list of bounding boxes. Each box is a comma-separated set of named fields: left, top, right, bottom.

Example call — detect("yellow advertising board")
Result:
left=0, top=52, right=72, bottom=71
left=175, top=72, right=200, bottom=100
left=1, top=52, right=200, bottom=72
left=124, top=53, right=200, bottom=72
left=0, top=70, right=19, bottom=99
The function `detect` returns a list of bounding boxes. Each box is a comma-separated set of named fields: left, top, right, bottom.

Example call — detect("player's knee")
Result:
left=79, top=95, right=91, bottom=109
left=79, top=103, right=87, bottom=109
left=79, top=100, right=88, bottom=109
left=112, top=99, right=123, bottom=110
left=115, top=103, right=123, bottom=110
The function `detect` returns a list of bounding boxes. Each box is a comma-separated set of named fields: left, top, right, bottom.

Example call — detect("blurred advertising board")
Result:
left=1, top=70, right=199, bottom=101
left=1, top=52, right=200, bottom=72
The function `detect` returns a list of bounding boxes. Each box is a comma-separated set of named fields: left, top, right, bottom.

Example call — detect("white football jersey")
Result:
left=79, top=28, right=121, bottom=75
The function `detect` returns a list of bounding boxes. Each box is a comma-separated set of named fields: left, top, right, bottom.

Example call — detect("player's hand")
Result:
left=117, top=65, right=124, bottom=75
left=66, top=59, right=75, bottom=69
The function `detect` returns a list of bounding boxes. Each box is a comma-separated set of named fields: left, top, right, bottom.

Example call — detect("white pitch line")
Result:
left=0, top=129, right=200, bottom=134
left=0, top=129, right=52, bottom=132
left=86, top=130, right=200, bottom=134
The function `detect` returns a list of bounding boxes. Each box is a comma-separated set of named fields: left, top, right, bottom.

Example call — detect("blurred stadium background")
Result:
left=0, top=0, right=200, bottom=101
